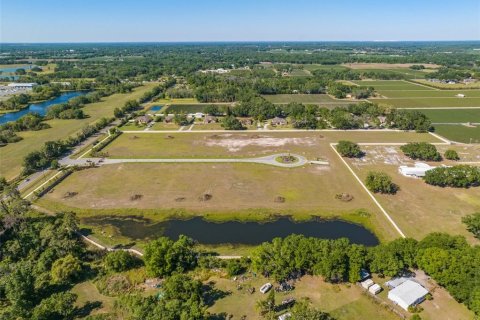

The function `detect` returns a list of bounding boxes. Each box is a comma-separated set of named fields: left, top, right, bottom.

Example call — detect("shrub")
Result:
left=400, top=142, right=441, bottom=161
left=444, top=149, right=460, bottom=160
left=104, top=251, right=138, bottom=272
left=365, top=171, right=398, bottom=194
left=221, top=116, right=245, bottom=130
left=462, top=212, right=480, bottom=239
left=424, top=165, right=480, bottom=188
left=336, top=140, right=364, bottom=158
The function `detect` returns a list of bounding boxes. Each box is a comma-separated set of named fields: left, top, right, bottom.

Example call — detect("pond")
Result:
left=81, top=216, right=379, bottom=246
left=0, top=91, right=88, bottom=125
left=149, top=105, right=163, bottom=112
left=0, top=65, right=35, bottom=73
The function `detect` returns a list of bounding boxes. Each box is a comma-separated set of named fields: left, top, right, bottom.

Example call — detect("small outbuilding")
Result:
left=204, top=115, right=217, bottom=124
left=388, top=280, right=429, bottom=311
left=164, top=115, right=174, bottom=123
left=456, top=93, right=465, bottom=98
left=361, top=279, right=374, bottom=289
left=369, top=283, right=382, bottom=295
left=398, top=162, right=435, bottom=178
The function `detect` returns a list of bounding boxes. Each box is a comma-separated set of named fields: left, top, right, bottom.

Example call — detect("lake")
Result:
left=0, top=91, right=87, bottom=125
left=81, top=216, right=379, bottom=246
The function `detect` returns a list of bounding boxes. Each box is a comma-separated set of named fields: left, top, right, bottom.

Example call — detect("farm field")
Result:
left=301, top=64, right=349, bottom=72
left=434, top=124, right=480, bottom=143
left=421, top=109, right=480, bottom=123
left=103, top=131, right=440, bottom=159
left=371, top=97, right=480, bottom=108
left=375, top=89, right=480, bottom=98
left=342, top=63, right=440, bottom=70
left=351, top=80, right=432, bottom=90
left=347, top=145, right=480, bottom=243
left=0, top=83, right=159, bottom=180
left=351, top=68, right=431, bottom=79
left=262, top=94, right=357, bottom=105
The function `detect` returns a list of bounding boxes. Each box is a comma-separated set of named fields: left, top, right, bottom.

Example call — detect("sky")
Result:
left=1, top=0, right=479, bottom=43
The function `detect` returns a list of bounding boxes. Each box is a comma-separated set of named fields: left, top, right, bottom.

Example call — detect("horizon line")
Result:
left=1, top=40, right=480, bottom=45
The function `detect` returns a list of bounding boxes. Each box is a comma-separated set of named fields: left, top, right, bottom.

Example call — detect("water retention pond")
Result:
left=81, top=216, right=379, bottom=246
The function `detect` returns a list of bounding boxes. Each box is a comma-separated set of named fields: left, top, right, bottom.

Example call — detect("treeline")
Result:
left=23, top=117, right=112, bottom=173
left=426, top=67, right=474, bottom=81
left=46, top=92, right=103, bottom=119
left=0, top=113, right=49, bottom=145
left=229, top=100, right=432, bottom=131
left=424, top=165, right=480, bottom=188
left=251, top=234, right=480, bottom=315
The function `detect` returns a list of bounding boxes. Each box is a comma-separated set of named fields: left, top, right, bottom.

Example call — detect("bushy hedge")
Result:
left=336, top=140, right=364, bottom=158
left=365, top=171, right=398, bottom=194
left=400, top=142, right=442, bottom=161
left=424, top=165, right=480, bottom=188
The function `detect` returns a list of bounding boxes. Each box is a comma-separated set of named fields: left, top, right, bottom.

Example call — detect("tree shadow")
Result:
left=75, top=300, right=103, bottom=318
left=203, top=282, right=231, bottom=307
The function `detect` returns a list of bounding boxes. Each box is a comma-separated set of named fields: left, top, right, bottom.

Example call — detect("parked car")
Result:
left=260, top=282, right=272, bottom=294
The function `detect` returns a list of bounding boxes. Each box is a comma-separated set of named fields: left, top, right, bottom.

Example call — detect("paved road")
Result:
left=60, top=153, right=320, bottom=168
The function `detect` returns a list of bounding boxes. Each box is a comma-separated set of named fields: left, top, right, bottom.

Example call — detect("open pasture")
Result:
left=104, top=131, right=440, bottom=159
left=434, top=124, right=480, bottom=143
left=421, top=109, right=480, bottom=123
left=342, top=63, right=440, bottom=70
left=372, top=97, right=480, bottom=108
left=352, top=80, right=433, bottom=90
left=375, top=89, right=480, bottom=98
left=262, top=94, right=356, bottom=105
left=347, top=145, right=480, bottom=243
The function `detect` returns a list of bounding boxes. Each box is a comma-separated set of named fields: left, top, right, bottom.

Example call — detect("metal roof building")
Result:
left=388, top=280, right=429, bottom=311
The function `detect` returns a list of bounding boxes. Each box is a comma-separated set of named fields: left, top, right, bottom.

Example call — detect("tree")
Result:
left=400, top=142, right=441, bottom=161
left=365, top=171, right=398, bottom=194
left=113, top=107, right=124, bottom=118
left=462, top=213, right=480, bottom=239
left=143, top=236, right=196, bottom=277
left=221, top=115, right=245, bottom=130
left=204, top=105, right=221, bottom=116
left=256, top=289, right=275, bottom=315
left=336, top=140, right=364, bottom=158
left=290, top=299, right=335, bottom=320
left=424, top=165, right=480, bottom=188
left=50, top=254, right=82, bottom=283
left=444, top=149, right=460, bottom=160
left=32, top=292, right=77, bottom=320
left=104, top=250, right=138, bottom=272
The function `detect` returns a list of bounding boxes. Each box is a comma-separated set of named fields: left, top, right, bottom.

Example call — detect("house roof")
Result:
left=388, top=280, right=428, bottom=306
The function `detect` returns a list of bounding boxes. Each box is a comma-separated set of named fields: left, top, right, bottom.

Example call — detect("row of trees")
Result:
left=424, top=165, right=480, bottom=188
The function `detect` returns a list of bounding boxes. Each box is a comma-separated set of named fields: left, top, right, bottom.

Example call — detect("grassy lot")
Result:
left=71, top=281, right=115, bottom=317
left=155, top=97, right=199, bottom=104
left=192, top=122, right=225, bottom=131
left=421, top=109, right=480, bottom=123
left=352, top=80, right=434, bottom=91
left=414, top=79, right=480, bottom=89
left=262, top=94, right=358, bottom=105
left=288, top=69, right=312, bottom=76
left=206, top=273, right=470, bottom=320
left=302, top=64, right=349, bottom=72
left=352, top=68, right=430, bottom=79
left=165, top=104, right=230, bottom=114
left=375, top=89, right=480, bottom=98
left=342, top=63, right=440, bottom=70
left=149, top=122, right=180, bottom=130
left=434, top=125, right=480, bottom=143
left=372, top=97, right=480, bottom=108
left=103, top=131, right=439, bottom=159
left=0, top=83, right=158, bottom=180
left=346, top=145, right=480, bottom=243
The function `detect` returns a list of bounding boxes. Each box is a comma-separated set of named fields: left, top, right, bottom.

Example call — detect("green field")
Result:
left=421, top=109, right=480, bottom=123
left=165, top=104, right=229, bottom=114
left=371, top=97, right=480, bottom=108
left=376, top=90, right=480, bottom=98
left=352, top=68, right=430, bottom=79
left=262, top=94, right=354, bottom=105
left=352, top=80, right=431, bottom=90
left=434, top=125, right=480, bottom=143
left=0, top=83, right=159, bottom=180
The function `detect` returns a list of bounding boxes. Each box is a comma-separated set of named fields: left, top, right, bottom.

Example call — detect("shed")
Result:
left=278, top=313, right=291, bottom=320
left=369, top=284, right=382, bottom=295
left=388, top=280, right=429, bottom=311
left=359, top=269, right=370, bottom=281
left=385, top=277, right=410, bottom=289
left=361, top=279, right=374, bottom=289
left=456, top=94, right=465, bottom=98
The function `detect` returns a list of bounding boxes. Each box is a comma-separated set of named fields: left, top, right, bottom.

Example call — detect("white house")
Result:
left=398, top=162, right=435, bottom=178
left=7, top=82, right=37, bottom=89
left=388, top=280, right=429, bottom=311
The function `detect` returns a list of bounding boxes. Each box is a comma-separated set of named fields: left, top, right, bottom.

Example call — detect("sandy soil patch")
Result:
left=202, top=134, right=319, bottom=152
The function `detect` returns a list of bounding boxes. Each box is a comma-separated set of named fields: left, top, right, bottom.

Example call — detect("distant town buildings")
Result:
left=7, top=82, right=37, bottom=89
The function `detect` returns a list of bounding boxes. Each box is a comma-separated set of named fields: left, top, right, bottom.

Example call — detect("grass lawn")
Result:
left=262, top=94, right=360, bottom=105
left=155, top=97, right=199, bottom=104
left=352, top=80, right=433, bottom=90
left=375, top=89, right=480, bottom=98
left=288, top=69, right=312, bottom=76
left=0, top=83, right=159, bottom=180
left=434, top=125, right=480, bottom=143
left=371, top=97, right=480, bottom=108
left=71, top=281, right=115, bottom=318
left=421, top=109, right=480, bottom=123
left=346, top=145, right=480, bottom=243
left=192, top=122, right=225, bottom=130
left=302, top=64, right=350, bottom=72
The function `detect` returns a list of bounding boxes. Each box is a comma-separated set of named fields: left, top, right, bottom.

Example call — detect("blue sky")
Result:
left=1, top=0, right=479, bottom=42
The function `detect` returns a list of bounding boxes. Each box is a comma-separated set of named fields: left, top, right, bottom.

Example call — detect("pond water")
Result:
left=149, top=105, right=163, bottom=112
left=81, top=216, right=379, bottom=246
left=0, top=91, right=87, bottom=125
left=0, top=65, right=35, bottom=73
